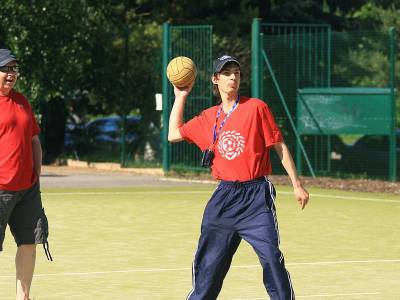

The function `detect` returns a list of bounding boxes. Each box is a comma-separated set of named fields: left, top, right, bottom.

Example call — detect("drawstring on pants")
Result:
left=233, top=180, right=244, bottom=189
left=43, top=241, right=53, bottom=261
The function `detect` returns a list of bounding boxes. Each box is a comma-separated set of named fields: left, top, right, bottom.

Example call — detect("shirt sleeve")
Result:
left=179, top=110, right=212, bottom=151
left=259, top=102, right=283, bottom=147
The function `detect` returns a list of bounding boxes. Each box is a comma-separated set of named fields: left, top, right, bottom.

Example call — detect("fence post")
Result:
left=251, top=18, right=261, bottom=98
left=327, top=26, right=331, bottom=87
left=389, top=27, right=397, bottom=181
left=120, top=25, right=129, bottom=168
left=162, top=22, right=171, bottom=172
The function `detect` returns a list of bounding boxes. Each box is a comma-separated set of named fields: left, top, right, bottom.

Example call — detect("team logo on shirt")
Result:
left=217, top=130, right=245, bottom=160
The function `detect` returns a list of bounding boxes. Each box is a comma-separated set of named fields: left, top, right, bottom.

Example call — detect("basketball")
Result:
left=166, top=56, right=197, bottom=87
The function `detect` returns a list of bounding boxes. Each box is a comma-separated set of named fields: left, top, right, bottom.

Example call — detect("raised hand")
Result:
left=173, top=81, right=195, bottom=100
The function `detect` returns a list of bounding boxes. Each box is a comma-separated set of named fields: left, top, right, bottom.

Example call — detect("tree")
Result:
left=0, top=0, right=162, bottom=163
left=1, top=0, right=398, bottom=164
left=0, top=0, right=94, bottom=162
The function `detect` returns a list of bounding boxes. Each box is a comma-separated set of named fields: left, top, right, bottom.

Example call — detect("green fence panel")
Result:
left=297, top=88, right=393, bottom=135
left=260, top=23, right=331, bottom=117
left=254, top=19, right=397, bottom=180
left=258, top=22, right=331, bottom=175
left=162, top=24, right=213, bottom=172
left=296, top=87, right=396, bottom=179
left=330, top=31, right=392, bottom=88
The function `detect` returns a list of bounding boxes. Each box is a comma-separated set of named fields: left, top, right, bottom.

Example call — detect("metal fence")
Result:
left=252, top=19, right=397, bottom=180
left=162, top=23, right=213, bottom=172
left=157, top=20, right=398, bottom=181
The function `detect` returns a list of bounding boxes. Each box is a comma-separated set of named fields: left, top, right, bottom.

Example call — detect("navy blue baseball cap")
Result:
left=213, top=55, right=240, bottom=74
left=0, top=48, right=17, bottom=67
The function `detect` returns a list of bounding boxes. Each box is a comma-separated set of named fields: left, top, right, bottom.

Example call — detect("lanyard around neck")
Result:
left=212, top=95, right=240, bottom=144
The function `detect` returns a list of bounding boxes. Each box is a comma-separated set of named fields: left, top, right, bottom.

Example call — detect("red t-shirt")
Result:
left=0, top=90, right=40, bottom=191
left=179, top=96, right=283, bottom=181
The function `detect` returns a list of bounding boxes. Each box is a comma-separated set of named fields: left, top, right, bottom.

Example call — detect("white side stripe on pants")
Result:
left=267, top=178, right=295, bottom=300
left=186, top=260, right=195, bottom=300
left=267, top=179, right=280, bottom=245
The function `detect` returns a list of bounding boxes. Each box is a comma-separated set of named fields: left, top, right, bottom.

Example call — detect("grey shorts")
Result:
left=0, top=182, right=49, bottom=252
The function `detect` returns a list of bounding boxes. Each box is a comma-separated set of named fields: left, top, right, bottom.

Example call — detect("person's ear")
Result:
left=211, top=74, right=218, bottom=84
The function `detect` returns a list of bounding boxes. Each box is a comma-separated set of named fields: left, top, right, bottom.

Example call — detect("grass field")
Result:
left=0, top=184, right=399, bottom=299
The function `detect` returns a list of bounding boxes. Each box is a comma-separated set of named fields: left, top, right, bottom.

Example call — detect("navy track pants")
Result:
left=186, top=177, right=295, bottom=300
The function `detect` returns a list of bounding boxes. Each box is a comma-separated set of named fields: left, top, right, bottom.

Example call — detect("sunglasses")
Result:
left=0, top=65, right=19, bottom=73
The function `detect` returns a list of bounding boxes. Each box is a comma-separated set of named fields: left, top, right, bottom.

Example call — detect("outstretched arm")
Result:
left=168, top=83, right=194, bottom=143
left=273, top=142, right=309, bottom=209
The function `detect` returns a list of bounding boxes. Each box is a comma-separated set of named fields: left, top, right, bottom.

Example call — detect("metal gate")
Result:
left=252, top=19, right=331, bottom=176
left=162, top=23, right=213, bottom=172
left=252, top=19, right=397, bottom=180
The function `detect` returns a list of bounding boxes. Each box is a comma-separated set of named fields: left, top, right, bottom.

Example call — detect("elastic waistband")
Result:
left=219, top=176, right=268, bottom=186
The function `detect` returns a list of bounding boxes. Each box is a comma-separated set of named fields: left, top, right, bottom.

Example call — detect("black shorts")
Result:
left=0, top=182, right=49, bottom=251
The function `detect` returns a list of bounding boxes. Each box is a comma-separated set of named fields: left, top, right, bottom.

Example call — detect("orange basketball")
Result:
left=166, top=56, right=197, bottom=87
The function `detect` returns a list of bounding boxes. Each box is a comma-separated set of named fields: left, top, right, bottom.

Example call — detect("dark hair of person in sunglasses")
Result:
left=0, top=65, right=19, bottom=73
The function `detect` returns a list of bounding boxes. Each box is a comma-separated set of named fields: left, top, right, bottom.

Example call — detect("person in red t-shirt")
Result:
left=0, top=48, right=51, bottom=300
left=169, top=55, right=309, bottom=300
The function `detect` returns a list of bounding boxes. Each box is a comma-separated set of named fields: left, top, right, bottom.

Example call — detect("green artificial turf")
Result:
left=0, top=185, right=399, bottom=299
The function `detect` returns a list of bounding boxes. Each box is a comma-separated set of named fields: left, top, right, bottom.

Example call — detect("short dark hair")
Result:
left=212, top=62, right=242, bottom=102
left=212, top=84, right=220, bottom=100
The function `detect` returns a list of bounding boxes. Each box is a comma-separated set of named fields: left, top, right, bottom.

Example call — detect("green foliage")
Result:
left=0, top=1, right=96, bottom=161
left=0, top=1, right=162, bottom=161
left=0, top=0, right=399, bottom=162
left=352, top=1, right=400, bottom=29
left=1, top=184, right=399, bottom=298
left=331, top=31, right=393, bottom=87
left=1, top=0, right=92, bottom=104
left=350, top=2, right=400, bottom=125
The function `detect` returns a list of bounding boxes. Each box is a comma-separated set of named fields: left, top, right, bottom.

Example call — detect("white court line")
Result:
left=231, top=259, right=400, bottom=268
left=297, top=292, right=380, bottom=298
left=42, top=190, right=400, bottom=203
left=304, top=192, right=400, bottom=203
left=289, top=258, right=400, bottom=266
left=41, top=191, right=212, bottom=196
left=0, top=259, right=399, bottom=279
left=160, top=178, right=400, bottom=203
left=232, top=292, right=380, bottom=299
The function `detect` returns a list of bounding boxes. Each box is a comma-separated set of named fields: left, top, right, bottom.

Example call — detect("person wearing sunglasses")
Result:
left=0, top=48, right=51, bottom=300
left=168, top=55, right=309, bottom=300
